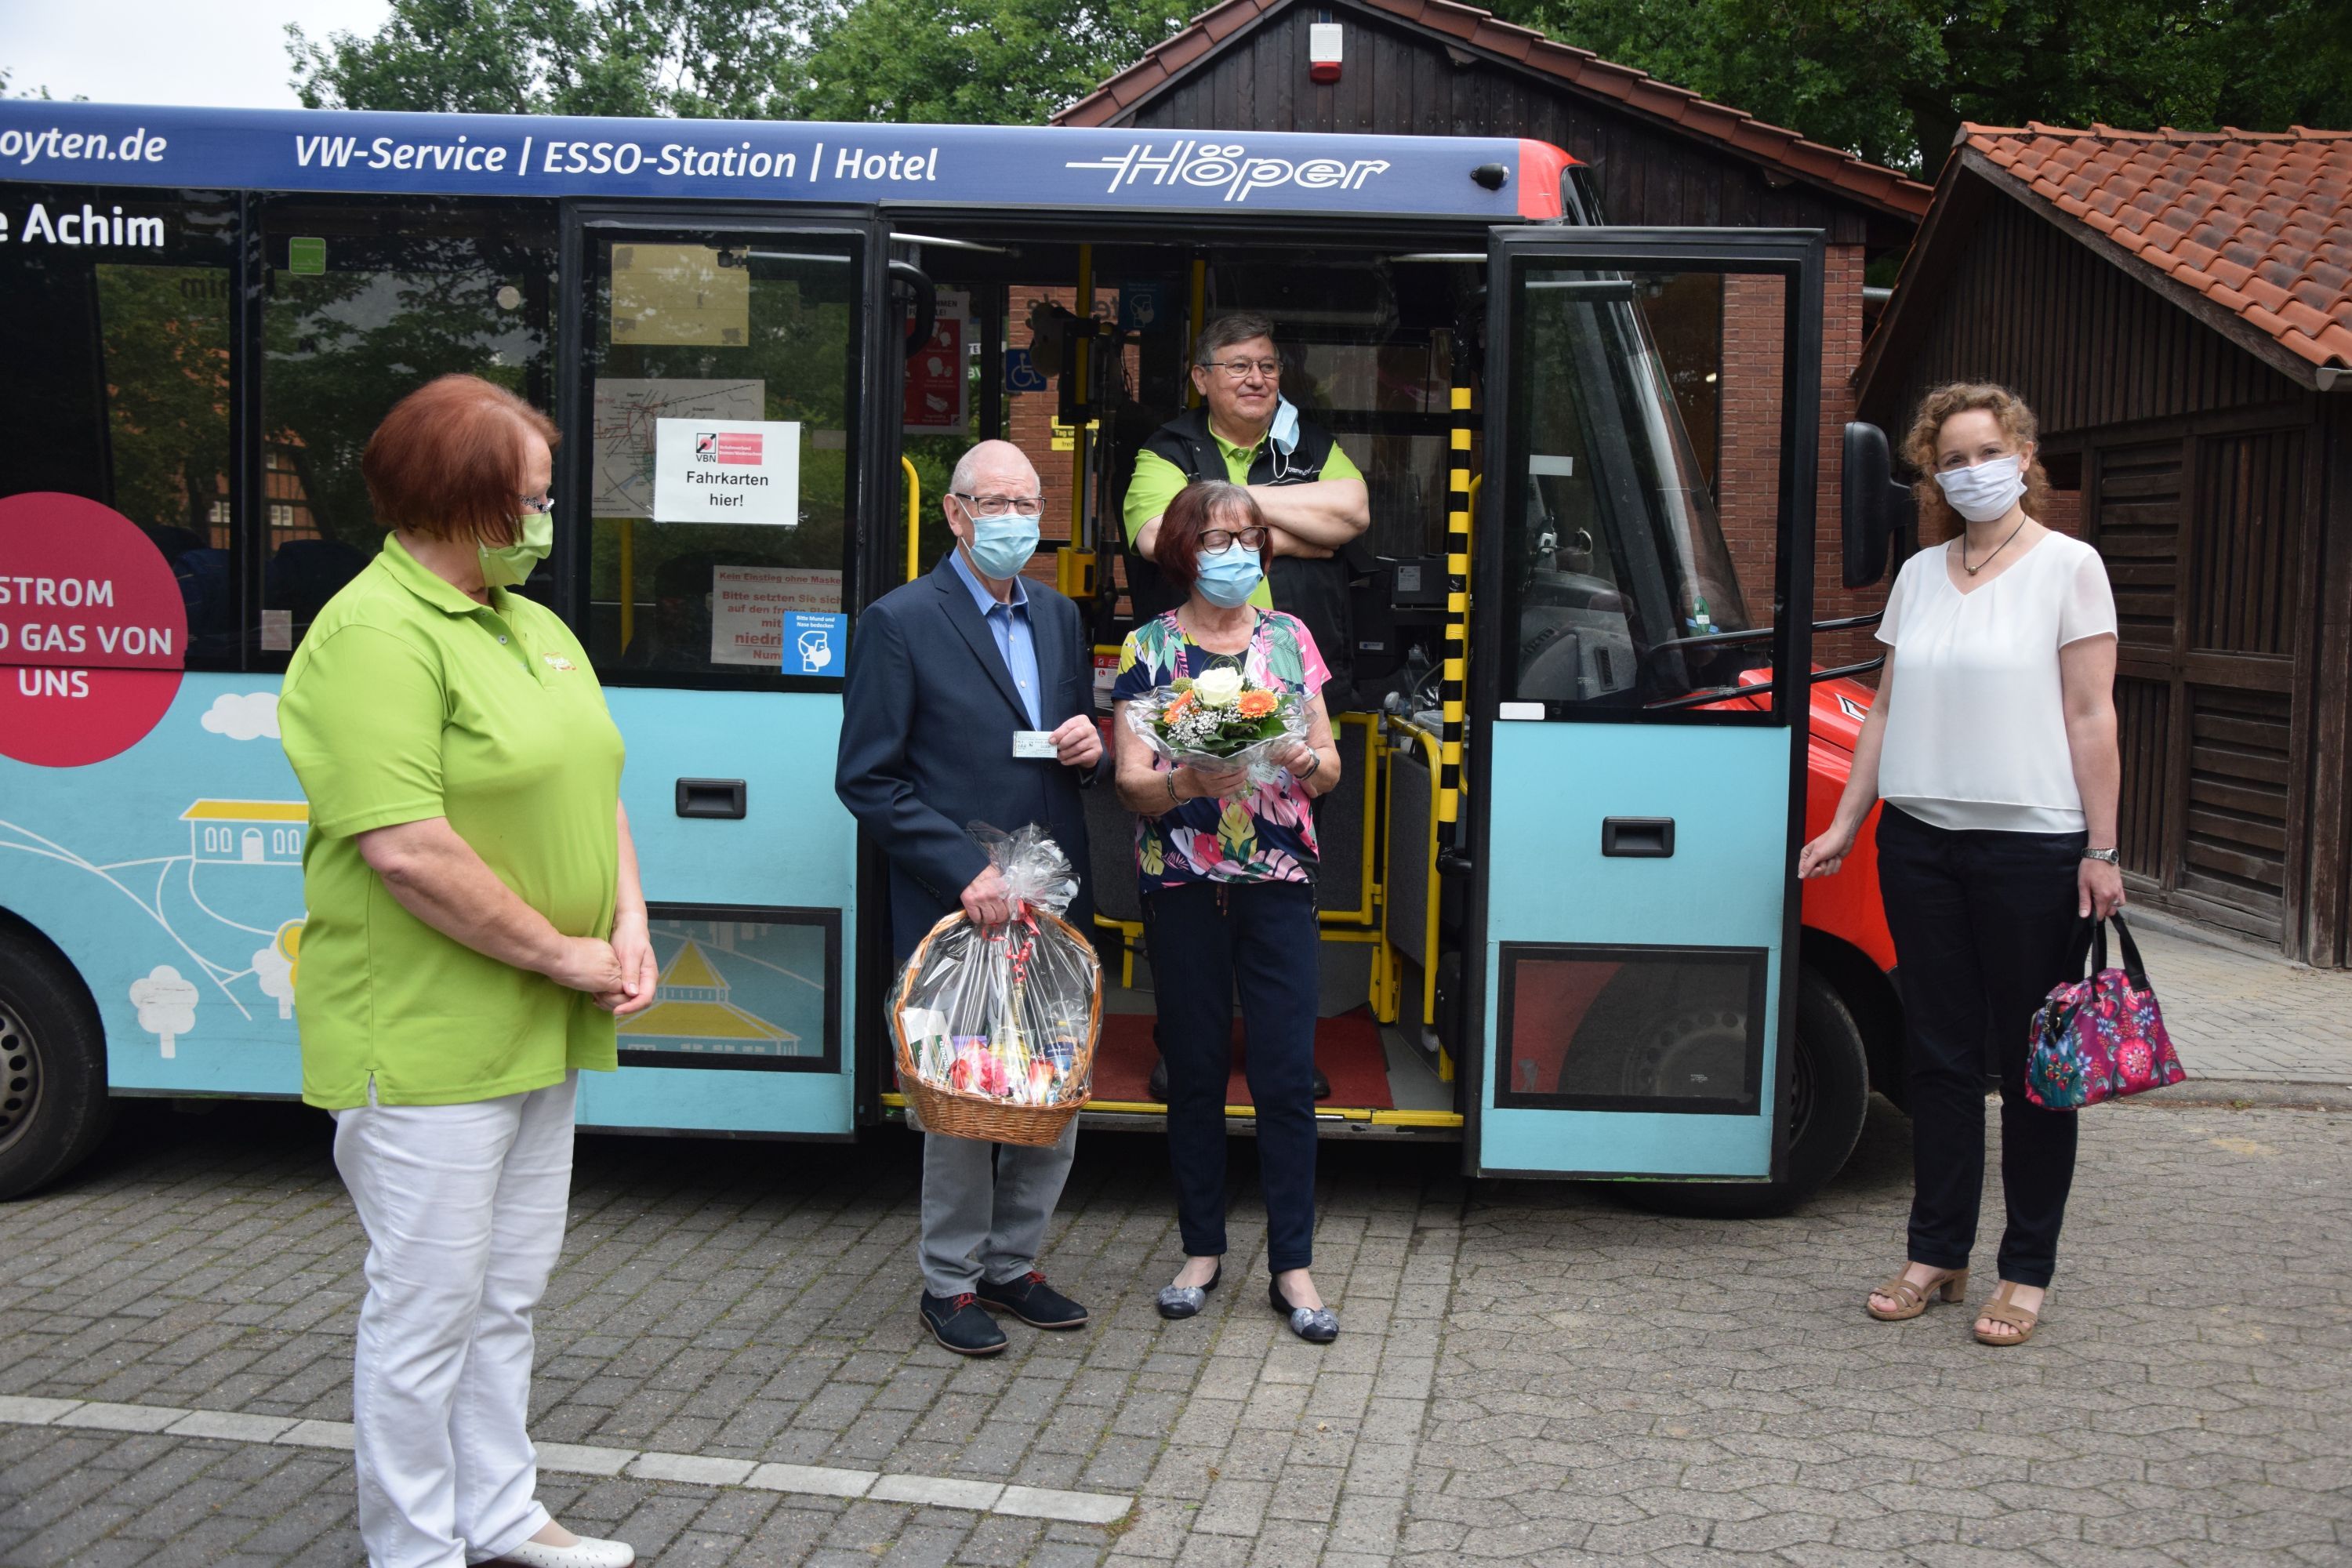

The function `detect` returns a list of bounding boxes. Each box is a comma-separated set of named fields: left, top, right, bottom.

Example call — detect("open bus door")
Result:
left=1465, top=229, right=1824, bottom=1181
left=556, top=205, right=895, bottom=1138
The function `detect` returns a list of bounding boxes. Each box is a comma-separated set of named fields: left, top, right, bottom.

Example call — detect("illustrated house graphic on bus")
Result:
left=181, top=800, right=308, bottom=865
left=617, top=940, right=804, bottom=1058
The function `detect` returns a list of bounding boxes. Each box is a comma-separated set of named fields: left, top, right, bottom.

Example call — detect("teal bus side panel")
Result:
left=576, top=687, right=857, bottom=1138
left=1477, top=721, right=1790, bottom=1178
left=0, top=674, right=308, bottom=1095
left=0, top=677, right=858, bottom=1135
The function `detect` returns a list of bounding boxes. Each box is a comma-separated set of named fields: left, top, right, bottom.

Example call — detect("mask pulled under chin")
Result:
left=1933, top=455, right=2027, bottom=524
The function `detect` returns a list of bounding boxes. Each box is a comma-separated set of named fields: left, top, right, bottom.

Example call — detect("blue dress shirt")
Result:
left=949, top=546, right=1043, bottom=728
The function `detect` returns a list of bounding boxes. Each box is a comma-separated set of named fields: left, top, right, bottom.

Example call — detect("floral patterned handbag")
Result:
left=2024, top=913, right=2187, bottom=1109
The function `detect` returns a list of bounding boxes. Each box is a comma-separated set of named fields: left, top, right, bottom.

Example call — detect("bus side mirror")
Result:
left=1841, top=422, right=1915, bottom=588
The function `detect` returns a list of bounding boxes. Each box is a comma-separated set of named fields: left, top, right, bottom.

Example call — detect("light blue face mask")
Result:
left=1195, top=543, right=1264, bottom=608
left=966, top=513, right=1041, bottom=580
left=1268, top=395, right=1301, bottom=456
left=479, top=511, right=552, bottom=589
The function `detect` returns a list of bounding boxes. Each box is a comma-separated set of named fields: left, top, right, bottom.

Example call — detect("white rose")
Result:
left=1192, top=667, right=1243, bottom=708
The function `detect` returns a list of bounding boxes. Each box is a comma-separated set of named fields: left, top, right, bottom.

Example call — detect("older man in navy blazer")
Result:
left=837, top=439, right=1105, bottom=1356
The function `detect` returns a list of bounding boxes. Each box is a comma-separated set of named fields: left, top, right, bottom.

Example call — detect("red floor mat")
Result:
left=1091, top=1009, right=1393, bottom=1109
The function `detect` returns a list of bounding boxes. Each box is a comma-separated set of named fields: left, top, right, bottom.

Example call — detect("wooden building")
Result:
left=1856, top=126, right=2352, bottom=963
left=1054, top=0, right=1931, bottom=658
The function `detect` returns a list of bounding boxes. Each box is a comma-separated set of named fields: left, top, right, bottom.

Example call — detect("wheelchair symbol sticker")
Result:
left=1003, top=348, right=1048, bottom=394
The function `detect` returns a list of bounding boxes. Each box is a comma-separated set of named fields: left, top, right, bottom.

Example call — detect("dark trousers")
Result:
left=1875, top=804, right=2091, bottom=1288
left=1142, top=879, right=1319, bottom=1274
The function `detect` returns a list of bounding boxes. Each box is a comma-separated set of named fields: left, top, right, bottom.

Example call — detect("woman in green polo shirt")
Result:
left=280, top=374, right=655, bottom=1568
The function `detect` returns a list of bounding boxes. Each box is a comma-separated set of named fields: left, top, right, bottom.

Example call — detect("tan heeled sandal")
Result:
left=1973, top=1281, right=2041, bottom=1346
left=1865, top=1265, right=1968, bottom=1321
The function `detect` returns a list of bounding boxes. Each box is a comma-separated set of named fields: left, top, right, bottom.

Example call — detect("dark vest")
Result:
left=1130, top=407, right=1363, bottom=711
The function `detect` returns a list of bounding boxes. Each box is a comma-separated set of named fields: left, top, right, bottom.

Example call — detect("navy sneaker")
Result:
left=920, top=1291, right=1008, bottom=1356
left=975, top=1271, right=1090, bottom=1330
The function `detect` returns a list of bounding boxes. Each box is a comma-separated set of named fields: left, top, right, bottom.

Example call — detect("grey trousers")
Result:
left=918, top=1121, right=1078, bottom=1298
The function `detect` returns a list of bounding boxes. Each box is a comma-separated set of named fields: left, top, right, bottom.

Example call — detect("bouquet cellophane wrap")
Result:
left=891, top=824, right=1102, bottom=1145
left=1122, top=674, right=1310, bottom=790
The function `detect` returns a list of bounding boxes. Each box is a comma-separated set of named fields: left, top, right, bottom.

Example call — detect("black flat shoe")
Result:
left=1156, top=1262, right=1222, bottom=1319
left=975, top=1271, right=1089, bottom=1330
left=1269, top=1279, right=1339, bottom=1343
left=920, top=1291, right=1008, bottom=1355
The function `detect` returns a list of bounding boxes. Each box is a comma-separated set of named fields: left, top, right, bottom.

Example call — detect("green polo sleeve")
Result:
left=1123, top=448, right=1189, bottom=544
left=1321, top=438, right=1363, bottom=483
left=281, top=624, right=448, bottom=840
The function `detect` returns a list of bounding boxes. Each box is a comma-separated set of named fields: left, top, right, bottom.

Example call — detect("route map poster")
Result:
left=591, top=377, right=764, bottom=518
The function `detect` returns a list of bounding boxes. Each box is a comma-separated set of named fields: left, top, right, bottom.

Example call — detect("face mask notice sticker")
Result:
left=709, top=565, right=844, bottom=666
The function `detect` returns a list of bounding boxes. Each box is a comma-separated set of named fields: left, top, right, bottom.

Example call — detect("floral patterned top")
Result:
left=1113, top=610, right=1328, bottom=893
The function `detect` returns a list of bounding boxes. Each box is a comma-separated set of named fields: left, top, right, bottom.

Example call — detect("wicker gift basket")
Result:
left=890, top=826, right=1102, bottom=1147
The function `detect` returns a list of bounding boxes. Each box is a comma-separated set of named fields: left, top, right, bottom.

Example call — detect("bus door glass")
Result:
left=562, top=213, right=878, bottom=1137
left=1469, top=229, right=1823, bottom=1179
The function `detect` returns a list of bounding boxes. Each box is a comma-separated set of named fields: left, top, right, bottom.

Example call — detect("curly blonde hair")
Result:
left=1901, top=383, right=2053, bottom=543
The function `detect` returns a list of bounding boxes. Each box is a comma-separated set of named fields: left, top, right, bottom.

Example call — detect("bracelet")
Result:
left=2082, top=847, right=2120, bottom=865
left=1298, top=750, right=1322, bottom=779
left=1166, top=770, right=1182, bottom=809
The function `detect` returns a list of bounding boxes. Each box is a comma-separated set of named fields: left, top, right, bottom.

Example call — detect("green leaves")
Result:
left=1487, top=0, right=2352, bottom=172
left=288, top=0, right=1206, bottom=125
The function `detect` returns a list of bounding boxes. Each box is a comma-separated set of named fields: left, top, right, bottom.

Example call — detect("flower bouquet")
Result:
left=891, top=823, right=1101, bottom=1145
left=1123, top=664, right=1308, bottom=788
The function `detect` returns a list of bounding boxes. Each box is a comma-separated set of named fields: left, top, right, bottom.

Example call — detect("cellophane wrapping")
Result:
left=1122, top=670, right=1309, bottom=790
left=894, top=824, right=1099, bottom=1109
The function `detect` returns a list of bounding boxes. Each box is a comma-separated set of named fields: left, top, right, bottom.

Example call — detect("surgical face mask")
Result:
left=1195, top=543, right=1264, bottom=608
left=1933, top=455, right=2027, bottom=524
left=479, top=510, right=552, bottom=589
left=1269, top=395, right=1301, bottom=456
left=966, top=512, right=1041, bottom=580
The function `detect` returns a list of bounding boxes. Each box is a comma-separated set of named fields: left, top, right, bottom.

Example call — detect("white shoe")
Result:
left=494, top=1534, right=636, bottom=1568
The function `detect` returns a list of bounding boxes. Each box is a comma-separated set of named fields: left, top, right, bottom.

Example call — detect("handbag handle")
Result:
left=2087, top=911, right=2151, bottom=989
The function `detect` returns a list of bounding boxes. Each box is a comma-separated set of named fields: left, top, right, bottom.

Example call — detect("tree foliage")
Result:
left=1483, top=0, right=2352, bottom=172
left=288, top=0, right=815, bottom=119
left=793, top=0, right=1196, bottom=124
left=288, top=0, right=2352, bottom=162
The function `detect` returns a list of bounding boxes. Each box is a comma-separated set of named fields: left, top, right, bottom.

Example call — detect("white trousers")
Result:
left=332, top=1073, right=577, bottom=1568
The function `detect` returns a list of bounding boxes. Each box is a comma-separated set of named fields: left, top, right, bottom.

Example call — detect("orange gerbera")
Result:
left=1163, top=691, right=1196, bottom=720
left=1236, top=690, right=1278, bottom=719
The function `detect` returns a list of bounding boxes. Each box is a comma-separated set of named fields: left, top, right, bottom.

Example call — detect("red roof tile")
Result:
left=1965, top=124, right=2352, bottom=370
left=1052, top=0, right=1930, bottom=220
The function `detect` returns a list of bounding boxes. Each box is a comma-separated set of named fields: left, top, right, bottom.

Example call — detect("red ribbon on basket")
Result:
left=984, top=905, right=1040, bottom=983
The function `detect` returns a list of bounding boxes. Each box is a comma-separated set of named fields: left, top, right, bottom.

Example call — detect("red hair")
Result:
left=361, top=375, right=559, bottom=546
left=1155, top=480, right=1269, bottom=601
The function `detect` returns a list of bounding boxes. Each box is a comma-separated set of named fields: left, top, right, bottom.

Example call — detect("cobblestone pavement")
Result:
left=2129, top=914, right=2352, bottom=1085
left=2, top=1083, right=2349, bottom=1568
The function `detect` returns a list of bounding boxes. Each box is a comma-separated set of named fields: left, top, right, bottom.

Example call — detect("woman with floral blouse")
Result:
left=1112, top=479, right=1343, bottom=1343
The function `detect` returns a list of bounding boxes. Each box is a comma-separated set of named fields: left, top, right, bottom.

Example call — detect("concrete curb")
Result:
left=2128, top=1077, right=2352, bottom=1111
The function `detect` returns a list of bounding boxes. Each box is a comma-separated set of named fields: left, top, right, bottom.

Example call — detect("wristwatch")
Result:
left=2082, top=847, right=2121, bottom=865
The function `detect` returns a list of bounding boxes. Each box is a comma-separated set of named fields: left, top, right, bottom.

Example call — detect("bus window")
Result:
left=260, top=201, right=557, bottom=655
left=585, top=234, right=860, bottom=679
left=1501, top=268, right=1780, bottom=714
left=0, top=187, right=238, bottom=666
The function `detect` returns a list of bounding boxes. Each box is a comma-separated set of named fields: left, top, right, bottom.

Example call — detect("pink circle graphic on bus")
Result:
left=0, top=492, right=188, bottom=768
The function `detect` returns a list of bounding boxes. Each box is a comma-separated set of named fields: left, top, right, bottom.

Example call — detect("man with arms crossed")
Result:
left=837, top=439, right=1105, bottom=1356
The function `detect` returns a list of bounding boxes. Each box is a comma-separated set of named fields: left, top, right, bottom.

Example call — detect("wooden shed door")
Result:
left=2100, top=426, right=2309, bottom=946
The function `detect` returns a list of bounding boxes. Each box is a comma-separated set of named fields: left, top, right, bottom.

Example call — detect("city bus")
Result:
left=0, top=101, right=1915, bottom=1212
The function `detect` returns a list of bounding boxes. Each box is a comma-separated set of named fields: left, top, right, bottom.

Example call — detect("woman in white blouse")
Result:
left=1800, top=383, right=2122, bottom=1348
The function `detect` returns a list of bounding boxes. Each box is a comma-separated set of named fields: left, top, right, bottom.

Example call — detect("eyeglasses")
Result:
left=517, top=491, right=554, bottom=512
left=1200, top=527, right=1269, bottom=551
left=952, top=492, right=1045, bottom=517
left=1203, top=358, right=1282, bottom=380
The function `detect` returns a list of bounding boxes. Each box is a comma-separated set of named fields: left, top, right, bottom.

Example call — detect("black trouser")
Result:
left=1875, top=804, right=2091, bottom=1289
left=1142, top=880, right=1319, bottom=1274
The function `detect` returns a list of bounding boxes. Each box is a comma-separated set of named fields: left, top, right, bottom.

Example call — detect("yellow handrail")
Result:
left=1318, top=712, right=1381, bottom=927
left=902, top=455, right=921, bottom=583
